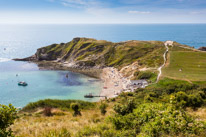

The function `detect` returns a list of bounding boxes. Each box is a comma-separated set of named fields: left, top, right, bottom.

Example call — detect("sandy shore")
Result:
left=100, top=67, right=131, bottom=99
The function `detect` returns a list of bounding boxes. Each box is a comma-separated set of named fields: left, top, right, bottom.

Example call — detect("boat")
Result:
left=18, top=81, right=28, bottom=86
left=84, top=93, right=94, bottom=98
left=84, top=93, right=107, bottom=98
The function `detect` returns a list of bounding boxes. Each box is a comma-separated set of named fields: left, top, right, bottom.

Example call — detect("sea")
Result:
left=0, top=24, right=206, bottom=107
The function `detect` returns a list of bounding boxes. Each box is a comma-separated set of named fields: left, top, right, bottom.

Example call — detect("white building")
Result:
left=127, top=80, right=148, bottom=91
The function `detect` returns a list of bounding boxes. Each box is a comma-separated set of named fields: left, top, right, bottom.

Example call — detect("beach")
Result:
left=100, top=67, right=131, bottom=98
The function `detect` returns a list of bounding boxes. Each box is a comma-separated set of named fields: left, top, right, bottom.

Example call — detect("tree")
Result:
left=99, top=103, right=108, bottom=115
left=70, top=103, right=81, bottom=116
left=0, top=104, right=17, bottom=137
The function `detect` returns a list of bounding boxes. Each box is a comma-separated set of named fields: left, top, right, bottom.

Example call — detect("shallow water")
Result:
left=0, top=61, right=102, bottom=107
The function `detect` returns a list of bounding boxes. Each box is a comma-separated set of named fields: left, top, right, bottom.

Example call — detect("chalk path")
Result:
left=156, top=42, right=170, bottom=83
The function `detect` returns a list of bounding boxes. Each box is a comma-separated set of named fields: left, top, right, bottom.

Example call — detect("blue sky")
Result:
left=0, top=0, right=206, bottom=24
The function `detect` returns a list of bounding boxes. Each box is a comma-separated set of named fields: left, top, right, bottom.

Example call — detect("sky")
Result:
left=0, top=0, right=206, bottom=24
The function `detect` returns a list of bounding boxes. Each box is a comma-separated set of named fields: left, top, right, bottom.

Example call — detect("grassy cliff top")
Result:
left=36, top=37, right=166, bottom=69
left=162, top=44, right=206, bottom=82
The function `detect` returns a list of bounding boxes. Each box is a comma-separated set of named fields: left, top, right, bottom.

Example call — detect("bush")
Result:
left=43, top=107, right=52, bottom=116
left=113, top=99, right=136, bottom=116
left=0, top=104, right=17, bottom=137
left=111, top=103, right=206, bottom=137
left=70, top=103, right=81, bottom=116
left=99, top=103, right=108, bottom=115
left=188, top=94, right=204, bottom=109
left=137, top=71, right=153, bottom=79
left=172, top=91, right=204, bottom=109
left=198, top=91, right=206, bottom=99
left=127, top=92, right=134, bottom=96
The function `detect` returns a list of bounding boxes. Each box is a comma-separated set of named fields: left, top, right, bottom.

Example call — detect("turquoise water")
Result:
left=0, top=24, right=206, bottom=107
left=0, top=61, right=102, bottom=107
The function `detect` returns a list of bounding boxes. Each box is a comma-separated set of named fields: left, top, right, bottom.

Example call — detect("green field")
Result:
left=162, top=51, right=206, bottom=81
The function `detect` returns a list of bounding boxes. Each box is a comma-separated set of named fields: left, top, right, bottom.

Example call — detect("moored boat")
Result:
left=18, top=81, right=28, bottom=86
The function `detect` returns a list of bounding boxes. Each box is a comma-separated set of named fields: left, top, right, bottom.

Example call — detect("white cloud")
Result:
left=128, top=10, right=151, bottom=14
left=60, top=0, right=100, bottom=8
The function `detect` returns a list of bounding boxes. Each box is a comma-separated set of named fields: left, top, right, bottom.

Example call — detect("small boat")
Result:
left=18, top=81, right=28, bottom=86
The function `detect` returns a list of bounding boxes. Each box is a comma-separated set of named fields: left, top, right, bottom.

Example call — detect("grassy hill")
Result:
left=34, top=38, right=165, bottom=70
left=162, top=45, right=206, bottom=82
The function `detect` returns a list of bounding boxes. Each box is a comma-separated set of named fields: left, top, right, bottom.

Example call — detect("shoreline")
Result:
left=28, top=61, right=131, bottom=99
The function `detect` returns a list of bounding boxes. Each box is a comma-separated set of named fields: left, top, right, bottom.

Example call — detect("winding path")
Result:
left=156, top=42, right=170, bottom=83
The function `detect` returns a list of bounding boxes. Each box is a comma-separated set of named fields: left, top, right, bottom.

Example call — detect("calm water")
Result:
left=0, top=24, right=206, bottom=107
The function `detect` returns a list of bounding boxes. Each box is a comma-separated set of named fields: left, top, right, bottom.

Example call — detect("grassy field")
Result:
left=162, top=51, right=206, bottom=81
left=11, top=100, right=115, bottom=137
left=12, top=108, right=110, bottom=137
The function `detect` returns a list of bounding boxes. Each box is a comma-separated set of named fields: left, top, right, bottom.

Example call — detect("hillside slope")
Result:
left=16, top=38, right=167, bottom=79
left=33, top=38, right=166, bottom=69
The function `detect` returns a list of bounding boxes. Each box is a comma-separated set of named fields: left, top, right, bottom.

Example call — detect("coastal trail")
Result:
left=156, top=41, right=170, bottom=82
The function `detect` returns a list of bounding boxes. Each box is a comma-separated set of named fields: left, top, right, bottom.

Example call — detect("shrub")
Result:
left=198, top=91, right=206, bottom=99
left=70, top=103, right=81, bottom=116
left=188, top=94, right=204, bottom=109
left=0, top=104, right=17, bottom=137
left=111, top=103, right=206, bottom=136
left=99, top=103, right=108, bottom=115
left=43, top=107, right=52, bottom=116
left=175, top=91, right=188, bottom=108
left=127, top=92, right=134, bottom=96
left=110, top=98, right=116, bottom=102
left=173, top=91, right=204, bottom=109
left=113, top=99, right=136, bottom=116
left=137, top=71, right=153, bottom=79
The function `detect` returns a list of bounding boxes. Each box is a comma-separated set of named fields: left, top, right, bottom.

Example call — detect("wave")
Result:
left=0, top=58, right=11, bottom=62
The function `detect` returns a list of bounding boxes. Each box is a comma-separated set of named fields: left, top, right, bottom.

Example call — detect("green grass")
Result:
left=162, top=51, right=206, bottom=81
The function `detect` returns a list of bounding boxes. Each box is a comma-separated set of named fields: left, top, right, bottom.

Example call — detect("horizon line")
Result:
left=0, top=23, right=206, bottom=25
